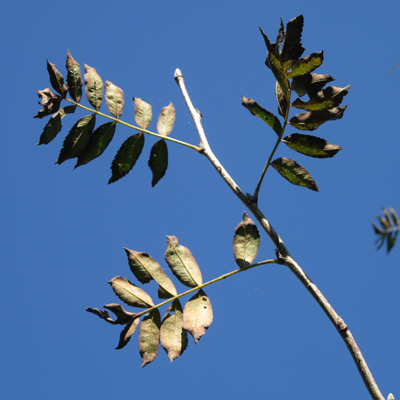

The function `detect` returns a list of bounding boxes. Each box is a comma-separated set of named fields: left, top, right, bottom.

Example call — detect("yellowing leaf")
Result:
left=139, top=310, right=161, bottom=367
left=157, top=103, right=175, bottom=136
left=65, top=50, right=82, bottom=102
left=165, top=236, right=202, bottom=288
left=183, top=290, right=213, bottom=344
left=105, top=81, right=124, bottom=118
left=233, top=212, right=260, bottom=268
left=108, top=276, right=154, bottom=308
left=134, top=98, right=152, bottom=129
left=84, top=64, right=103, bottom=110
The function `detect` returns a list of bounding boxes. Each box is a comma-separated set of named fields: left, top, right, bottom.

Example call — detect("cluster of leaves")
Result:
left=242, top=15, right=350, bottom=191
left=35, top=51, right=176, bottom=185
left=87, top=213, right=260, bottom=366
left=373, top=207, right=400, bottom=253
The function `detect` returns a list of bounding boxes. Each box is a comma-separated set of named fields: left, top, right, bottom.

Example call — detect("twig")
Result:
left=174, top=68, right=387, bottom=400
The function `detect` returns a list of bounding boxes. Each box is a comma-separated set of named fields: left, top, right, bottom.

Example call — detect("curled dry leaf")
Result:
left=34, top=88, right=62, bottom=119
left=139, top=309, right=161, bottom=367
left=165, top=236, right=202, bottom=288
left=183, top=290, right=213, bottom=344
left=157, top=103, right=176, bottom=136
left=84, top=64, right=103, bottom=110
left=134, top=98, right=152, bottom=129
left=65, top=50, right=82, bottom=102
left=233, top=212, right=261, bottom=268
left=291, top=73, right=335, bottom=97
left=47, top=60, right=67, bottom=96
left=117, top=317, right=140, bottom=350
left=105, top=81, right=124, bottom=118
left=124, top=248, right=177, bottom=298
left=160, top=299, right=188, bottom=361
left=108, top=276, right=154, bottom=308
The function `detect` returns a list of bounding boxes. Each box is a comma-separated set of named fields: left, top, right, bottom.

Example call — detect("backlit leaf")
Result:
left=134, top=98, right=152, bottom=129
left=105, top=81, right=124, bottom=118
left=108, top=276, right=154, bottom=308
left=57, top=114, right=96, bottom=164
left=271, top=157, right=318, bottom=191
left=282, top=133, right=342, bottom=158
left=291, top=73, right=335, bottom=97
left=233, top=212, right=260, bottom=268
left=281, top=15, right=305, bottom=62
left=287, top=51, right=323, bottom=78
left=289, top=106, right=347, bottom=131
left=276, top=82, right=288, bottom=117
left=84, top=64, right=103, bottom=110
left=37, top=105, right=76, bottom=145
left=47, top=60, right=67, bottom=96
left=148, top=139, right=168, bottom=187
left=292, top=85, right=350, bottom=111
left=183, top=290, right=213, bottom=344
left=34, top=88, right=62, bottom=119
left=108, top=133, right=144, bottom=183
left=75, top=122, right=116, bottom=167
left=157, top=103, right=175, bottom=136
left=117, top=317, right=140, bottom=350
left=241, top=96, right=282, bottom=135
left=65, top=50, right=82, bottom=102
left=139, top=309, right=161, bottom=367
left=124, top=248, right=177, bottom=298
left=165, top=236, right=202, bottom=288
left=160, top=300, right=188, bottom=361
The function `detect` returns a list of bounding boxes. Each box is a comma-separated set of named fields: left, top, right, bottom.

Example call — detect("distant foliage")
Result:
left=373, top=207, right=400, bottom=253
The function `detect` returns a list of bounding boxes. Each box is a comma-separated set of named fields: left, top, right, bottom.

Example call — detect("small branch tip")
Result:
left=174, top=68, right=183, bottom=79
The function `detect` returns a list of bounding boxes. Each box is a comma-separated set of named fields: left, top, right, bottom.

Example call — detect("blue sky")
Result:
left=2, top=1, right=400, bottom=399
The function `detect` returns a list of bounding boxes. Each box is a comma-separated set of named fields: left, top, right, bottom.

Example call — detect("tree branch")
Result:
left=174, top=68, right=387, bottom=400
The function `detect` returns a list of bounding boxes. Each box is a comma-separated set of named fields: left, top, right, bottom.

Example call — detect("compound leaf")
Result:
left=241, top=96, right=282, bottom=135
left=292, top=85, right=350, bottom=111
left=139, top=309, right=161, bottom=367
left=109, top=132, right=144, bottom=183
left=134, top=98, right=152, bottom=129
left=84, top=64, right=103, bottom=110
left=65, top=50, right=82, bottom=102
left=165, top=236, right=202, bottom=288
left=108, top=276, right=154, bottom=308
left=160, top=299, right=188, bottom=361
left=233, top=212, right=260, bottom=268
left=282, top=133, right=342, bottom=158
left=271, top=157, right=319, bottom=191
left=148, top=139, right=168, bottom=187
left=157, top=103, right=175, bottom=136
left=37, top=105, right=76, bottom=145
left=289, top=106, right=347, bottom=131
left=47, top=60, right=67, bottom=96
left=183, top=290, right=213, bottom=344
left=57, top=114, right=96, bottom=164
left=124, top=248, right=177, bottom=298
left=75, top=121, right=116, bottom=167
left=287, top=51, right=324, bottom=79
left=105, top=81, right=124, bottom=118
